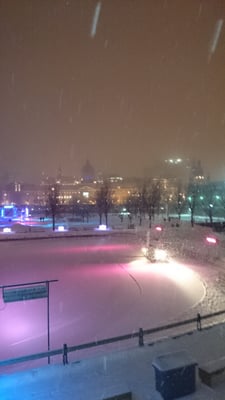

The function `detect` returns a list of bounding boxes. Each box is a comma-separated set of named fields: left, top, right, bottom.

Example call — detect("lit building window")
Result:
left=15, top=183, right=21, bottom=192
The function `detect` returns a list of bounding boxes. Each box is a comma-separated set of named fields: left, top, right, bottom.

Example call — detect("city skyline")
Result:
left=0, top=156, right=208, bottom=185
left=1, top=1, right=225, bottom=182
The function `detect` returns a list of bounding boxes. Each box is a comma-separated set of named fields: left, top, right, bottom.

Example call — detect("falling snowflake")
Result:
left=208, top=19, right=223, bottom=62
left=90, top=2, right=102, bottom=38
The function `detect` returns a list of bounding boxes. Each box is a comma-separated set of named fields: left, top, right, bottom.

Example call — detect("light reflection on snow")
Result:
left=3, top=315, right=31, bottom=342
left=128, top=259, right=195, bottom=285
left=0, top=301, right=47, bottom=347
left=49, top=243, right=132, bottom=254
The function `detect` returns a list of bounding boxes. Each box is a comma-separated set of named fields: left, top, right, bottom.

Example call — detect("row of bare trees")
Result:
left=126, top=179, right=225, bottom=228
left=46, top=181, right=113, bottom=230
left=46, top=179, right=225, bottom=230
left=186, top=181, right=225, bottom=227
left=125, top=180, right=161, bottom=228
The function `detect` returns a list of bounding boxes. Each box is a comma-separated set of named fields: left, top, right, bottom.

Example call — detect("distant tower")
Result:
left=81, top=160, right=95, bottom=183
left=56, top=166, right=62, bottom=183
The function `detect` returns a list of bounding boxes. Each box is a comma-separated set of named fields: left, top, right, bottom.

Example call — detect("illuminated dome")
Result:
left=81, top=160, right=95, bottom=183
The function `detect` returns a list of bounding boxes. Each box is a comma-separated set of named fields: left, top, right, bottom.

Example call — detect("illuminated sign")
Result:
left=57, top=226, right=65, bottom=231
left=98, top=224, right=107, bottom=231
left=3, top=285, right=48, bottom=303
left=206, top=236, right=217, bottom=244
left=3, top=227, right=12, bottom=233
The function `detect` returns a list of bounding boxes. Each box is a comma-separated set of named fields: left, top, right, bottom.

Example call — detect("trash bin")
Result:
left=152, top=350, right=197, bottom=400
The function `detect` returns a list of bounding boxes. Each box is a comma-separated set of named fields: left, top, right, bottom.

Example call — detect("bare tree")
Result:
left=199, top=182, right=218, bottom=226
left=145, top=179, right=161, bottom=228
left=137, top=183, right=148, bottom=226
left=186, top=182, right=199, bottom=227
left=47, top=184, right=60, bottom=231
left=124, top=192, right=139, bottom=223
left=95, top=181, right=112, bottom=227
left=175, top=181, right=186, bottom=220
left=218, top=190, right=225, bottom=220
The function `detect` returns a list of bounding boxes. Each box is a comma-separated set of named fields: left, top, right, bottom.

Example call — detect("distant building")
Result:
left=0, top=182, right=46, bottom=206
left=189, top=159, right=206, bottom=183
left=164, top=158, right=191, bottom=184
left=0, top=157, right=210, bottom=211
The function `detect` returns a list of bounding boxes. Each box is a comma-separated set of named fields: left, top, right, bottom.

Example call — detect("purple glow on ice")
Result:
left=48, top=243, right=132, bottom=254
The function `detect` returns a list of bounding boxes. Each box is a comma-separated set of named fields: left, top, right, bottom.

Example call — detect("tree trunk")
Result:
left=209, top=209, right=213, bottom=226
left=52, top=214, right=55, bottom=231
left=99, top=214, right=102, bottom=225
left=191, top=210, right=194, bottom=227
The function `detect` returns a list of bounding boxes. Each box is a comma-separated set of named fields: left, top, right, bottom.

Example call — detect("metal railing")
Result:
left=1, top=309, right=225, bottom=368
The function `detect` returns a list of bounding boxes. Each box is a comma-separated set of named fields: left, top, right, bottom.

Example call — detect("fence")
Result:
left=1, top=309, right=225, bottom=368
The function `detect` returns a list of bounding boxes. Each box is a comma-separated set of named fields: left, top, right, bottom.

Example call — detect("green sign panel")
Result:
left=3, top=285, right=48, bottom=303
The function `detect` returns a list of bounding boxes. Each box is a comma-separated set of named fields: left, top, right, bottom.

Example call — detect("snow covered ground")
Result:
left=1, top=215, right=225, bottom=399
left=2, top=323, right=225, bottom=399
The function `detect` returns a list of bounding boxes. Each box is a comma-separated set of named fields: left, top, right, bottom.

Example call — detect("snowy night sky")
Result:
left=0, top=0, right=225, bottom=181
